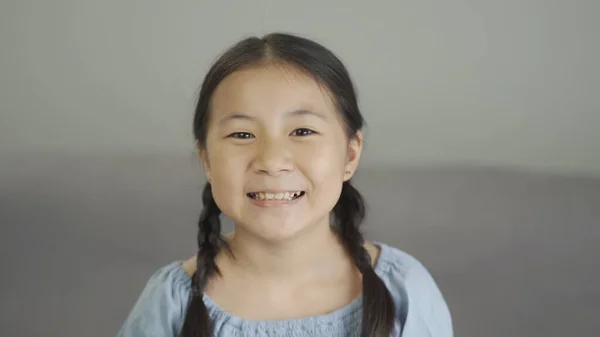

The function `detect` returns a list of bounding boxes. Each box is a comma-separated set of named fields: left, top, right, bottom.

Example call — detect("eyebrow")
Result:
left=218, top=109, right=327, bottom=125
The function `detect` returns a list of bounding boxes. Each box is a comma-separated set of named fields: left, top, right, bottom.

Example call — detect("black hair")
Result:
left=182, top=32, right=395, bottom=337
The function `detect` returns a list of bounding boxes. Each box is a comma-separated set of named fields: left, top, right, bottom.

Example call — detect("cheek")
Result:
left=297, top=140, right=346, bottom=187
left=206, top=146, right=249, bottom=209
left=304, top=138, right=346, bottom=168
left=210, top=151, right=245, bottom=180
left=206, top=134, right=247, bottom=181
left=304, top=150, right=345, bottom=216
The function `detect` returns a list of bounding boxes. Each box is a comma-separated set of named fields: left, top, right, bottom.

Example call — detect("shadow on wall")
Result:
left=0, top=153, right=599, bottom=337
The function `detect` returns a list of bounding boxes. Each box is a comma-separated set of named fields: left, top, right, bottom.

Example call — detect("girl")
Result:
left=118, top=33, right=452, bottom=337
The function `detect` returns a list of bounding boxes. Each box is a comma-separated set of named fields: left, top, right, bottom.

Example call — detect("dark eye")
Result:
left=290, top=128, right=315, bottom=137
left=228, top=132, right=255, bottom=139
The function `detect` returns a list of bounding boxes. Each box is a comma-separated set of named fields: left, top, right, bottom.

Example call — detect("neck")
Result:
left=225, top=219, right=353, bottom=282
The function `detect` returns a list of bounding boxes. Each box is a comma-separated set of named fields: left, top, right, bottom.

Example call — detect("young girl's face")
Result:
left=200, top=64, right=362, bottom=242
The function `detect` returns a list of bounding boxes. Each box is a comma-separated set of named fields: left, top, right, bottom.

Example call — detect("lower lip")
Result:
left=247, top=194, right=304, bottom=207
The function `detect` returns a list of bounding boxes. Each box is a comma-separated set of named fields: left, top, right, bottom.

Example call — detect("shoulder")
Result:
left=117, top=261, right=192, bottom=337
left=374, top=242, right=454, bottom=337
left=373, top=242, right=436, bottom=286
left=181, top=255, right=197, bottom=276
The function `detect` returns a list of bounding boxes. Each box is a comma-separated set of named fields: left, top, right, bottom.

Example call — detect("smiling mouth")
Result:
left=246, top=191, right=305, bottom=201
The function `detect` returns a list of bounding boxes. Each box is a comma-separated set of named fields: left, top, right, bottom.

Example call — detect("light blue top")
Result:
left=117, top=242, right=453, bottom=337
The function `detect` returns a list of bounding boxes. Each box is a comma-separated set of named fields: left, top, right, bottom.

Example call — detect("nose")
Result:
left=252, top=137, right=294, bottom=176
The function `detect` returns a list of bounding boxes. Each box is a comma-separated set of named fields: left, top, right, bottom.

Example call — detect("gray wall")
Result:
left=1, top=1, right=599, bottom=337
left=1, top=0, right=599, bottom=176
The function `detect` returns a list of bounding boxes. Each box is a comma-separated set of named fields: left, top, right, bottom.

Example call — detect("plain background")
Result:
left=1, top=1, right=599, bottom=336
left=2, top=0, right=599, bottom=176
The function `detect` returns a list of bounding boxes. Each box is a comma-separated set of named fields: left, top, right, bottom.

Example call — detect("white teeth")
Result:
left=251, top=191, right=303, bottom=201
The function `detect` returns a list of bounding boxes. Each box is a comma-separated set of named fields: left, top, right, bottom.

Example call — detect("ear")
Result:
left=196, top=140, right=211, bottom=183
left=344, top=131, right=363, bottom=181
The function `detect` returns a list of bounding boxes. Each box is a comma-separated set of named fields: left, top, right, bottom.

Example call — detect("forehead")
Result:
left=209, top=64, right=337, bottom=119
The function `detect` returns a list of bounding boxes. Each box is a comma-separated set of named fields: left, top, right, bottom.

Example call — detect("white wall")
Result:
left=1, top=0, right=598, bottom=176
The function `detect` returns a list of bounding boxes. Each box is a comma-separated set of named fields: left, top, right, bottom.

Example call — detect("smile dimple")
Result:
left=247, top=191, right=305, bottom=201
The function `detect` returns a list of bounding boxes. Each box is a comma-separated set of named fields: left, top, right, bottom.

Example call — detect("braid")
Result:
left=333, top=181, right=396, bottom=337
left=180, top=183, right=227, bottom=337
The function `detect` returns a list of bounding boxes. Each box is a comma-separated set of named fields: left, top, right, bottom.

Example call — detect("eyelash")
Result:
left=228, top=132, right=254, bottom=139
left=227, top=128, right=316, bottom=139
left=290, top=128, right=315, bottom=137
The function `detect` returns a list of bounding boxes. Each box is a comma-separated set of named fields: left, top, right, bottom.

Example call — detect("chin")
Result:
left=238, top=217, right=314, bottom=243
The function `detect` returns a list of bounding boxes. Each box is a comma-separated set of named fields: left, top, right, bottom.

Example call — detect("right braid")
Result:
left=333, top=181, right=396, bottom=337
left=180, top=183, right=226, bottom=337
